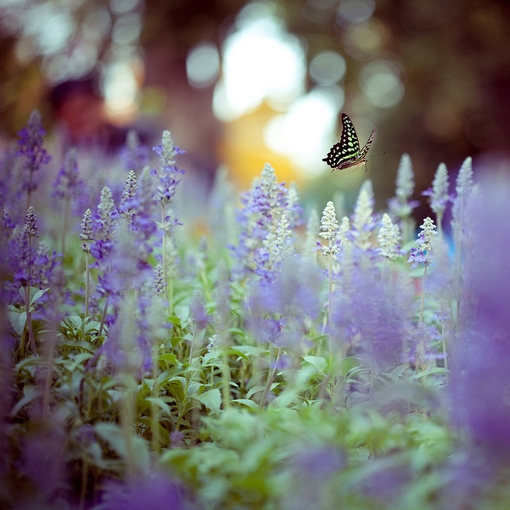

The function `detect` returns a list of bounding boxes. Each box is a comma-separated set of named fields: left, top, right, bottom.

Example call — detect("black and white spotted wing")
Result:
left=322, top=113, right=376, bottom=172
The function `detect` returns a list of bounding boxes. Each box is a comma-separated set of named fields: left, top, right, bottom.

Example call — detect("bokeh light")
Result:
left=186, top=42, right=221, bottom=88
left=103, top=58, right=141, bottom=119
left=112, top=13, right=142, bottom=46
left=213, top=2, right=306, bottom=122
left=337, top=0, right=375, bottom=25
left=309, top=51, right=346, bottom=86
left=360, top=59, right=404, bottom=108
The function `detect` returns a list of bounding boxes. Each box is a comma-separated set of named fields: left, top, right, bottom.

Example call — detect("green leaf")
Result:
left=302, top=355, right=327, bottom=374
left=174, top=305, right=191, bottom=324
left=146, top=397, right=173, bottom=417
left=157, top=352, right=178, bottom=365
left=246, top=385, right=266, bottom=399
left=16, top=286, right=49, bottom=307
left=7, top=307, right=26, bottom=335
left=94, top=422, right=128, bottom=457
left=94, top=422, right=150, bottom=470
left=9, top=386, right=42, bottom=417
left=232, top=399, right=260, bottom=410
left=194, top=389, right=222, bottom=414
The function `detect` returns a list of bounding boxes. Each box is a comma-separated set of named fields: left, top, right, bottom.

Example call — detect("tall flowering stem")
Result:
left=53, top=149, right=82, bottom=254
left=318, top=201, right=340, bottom=361
left=423, top=162, right=450, bottom=240
left=17, top=110, right=51, bottom=211
left=23, top=207, right=38, bottom=356
left=378, top=213, right=402, bottom=280
left=152, top=131, right=185, bottom=314
left=388, top=154, right=418, bottom=243
left=91, top=187, right=117, bottom=336
left=352, top=180, right=376, bottom=255
left=80, top=209, right=94, bottom=318
left=451, top=157, right=473, bottom=333
left=408, top=217, right=438, bottom=368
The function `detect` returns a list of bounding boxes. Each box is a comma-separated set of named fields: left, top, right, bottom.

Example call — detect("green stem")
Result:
left=42, top=329, right=57, bottom=419
left=61, top=197, right=70, bottom=255
left=24, top=285, right=37, bottom=357
left=417, top=266, right=428, bottom=373
left=221, top=347, right=231, bottom=410
left=78, top=459, right=88, bottom=510
left=26, top=171, right=33, bottom=212
left=121, top=376, right=137, bottom=478
left=260, top=347, right=280, bottom=408
left=98, top=295, right=109, bottom=338
left=441, top=324, right=448, bottom=371
left=84, top=250, right=90, bottom=318
left=419, top=266, right=427, bottom=325
left=436, top=211, right=444, bottom=241
left=452, top=201, right=465, bottom=335
left=150, top=345, right=160, bottom=452
left=328, top=246, right=333, bottom=364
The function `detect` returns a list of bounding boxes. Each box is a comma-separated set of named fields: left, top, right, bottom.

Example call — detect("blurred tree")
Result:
left=139, top=0, right=248, bottom=186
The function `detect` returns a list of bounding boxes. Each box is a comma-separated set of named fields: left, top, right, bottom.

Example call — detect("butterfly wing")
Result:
left=358, top=127, right=376, bottom=160
left=322, top=114, right=361, bottom=170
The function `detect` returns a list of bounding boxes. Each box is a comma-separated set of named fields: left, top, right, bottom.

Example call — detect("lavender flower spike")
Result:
left=423, top=162, right=450, bottom=238
left=388, top=153, right=417, bottom=218
left=388, top=154, right=419, bottom=242
left=318, top=201, right=340, bottom=256
left=24, top=206, right=38, bottom=238
left=408, top=217, right=438, bottom=270
left=153, top=131, right=185, bottom=205
left=17, top=110, right=51, bottom=206
left=121, top=129, right=149, bottom=173
left=52, top=148, right=82, bottom=201
left=455, top=156, right=473, bottom=199
left=430, top=162, right=450, bottom=218
left=352, top=180, right=375, bottom=251
left=378, top=213, right=401, bottom=261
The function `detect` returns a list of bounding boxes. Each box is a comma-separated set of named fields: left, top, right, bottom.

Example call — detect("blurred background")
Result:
left=1, top=0, right=510, bottom=218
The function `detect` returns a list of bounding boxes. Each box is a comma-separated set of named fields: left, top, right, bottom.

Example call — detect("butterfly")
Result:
left=322, top=113, right=376, bottom=172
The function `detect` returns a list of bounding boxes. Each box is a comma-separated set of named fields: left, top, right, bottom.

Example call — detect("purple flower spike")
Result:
left=17, top=110, right=51, bottom=195
left=52, top=148, right=83, bottom=201
left=120, top=129, right=150, bottom=173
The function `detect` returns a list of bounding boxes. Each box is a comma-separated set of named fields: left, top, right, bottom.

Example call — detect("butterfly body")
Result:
left=323, top=113, right=376, bottom=172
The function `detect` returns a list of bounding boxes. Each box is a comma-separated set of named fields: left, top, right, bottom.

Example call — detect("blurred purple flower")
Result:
left=52, top=148, right=83, bottom=201
left=190, top=294, right=211, bottom=329
left=170, top=430, right=184, bottom=447
left=450, top=174, right=510, bottom=467
left=332, top=266, right=411, bottom=369
left=21, top=423, right=68, bottom=504
left=31, top=241, right=59, bottom=289
left=247, top=257, right=323, bottom=352
left=120, top=129, right=150, bottom=173
left=90, top=187, right=118, bottom=268
left=101, top=471, right=185, bottom=510
left=152, top=130, right=185, bottom=210
left=284, top=445, right=344, bottom=510
left=10, top=224, right=31, bottom=288
left=17, top=110, right=51, bottom=196
left=387, top=153, right=419, bottom=221
left=233, top=164, right=289, bottom=278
